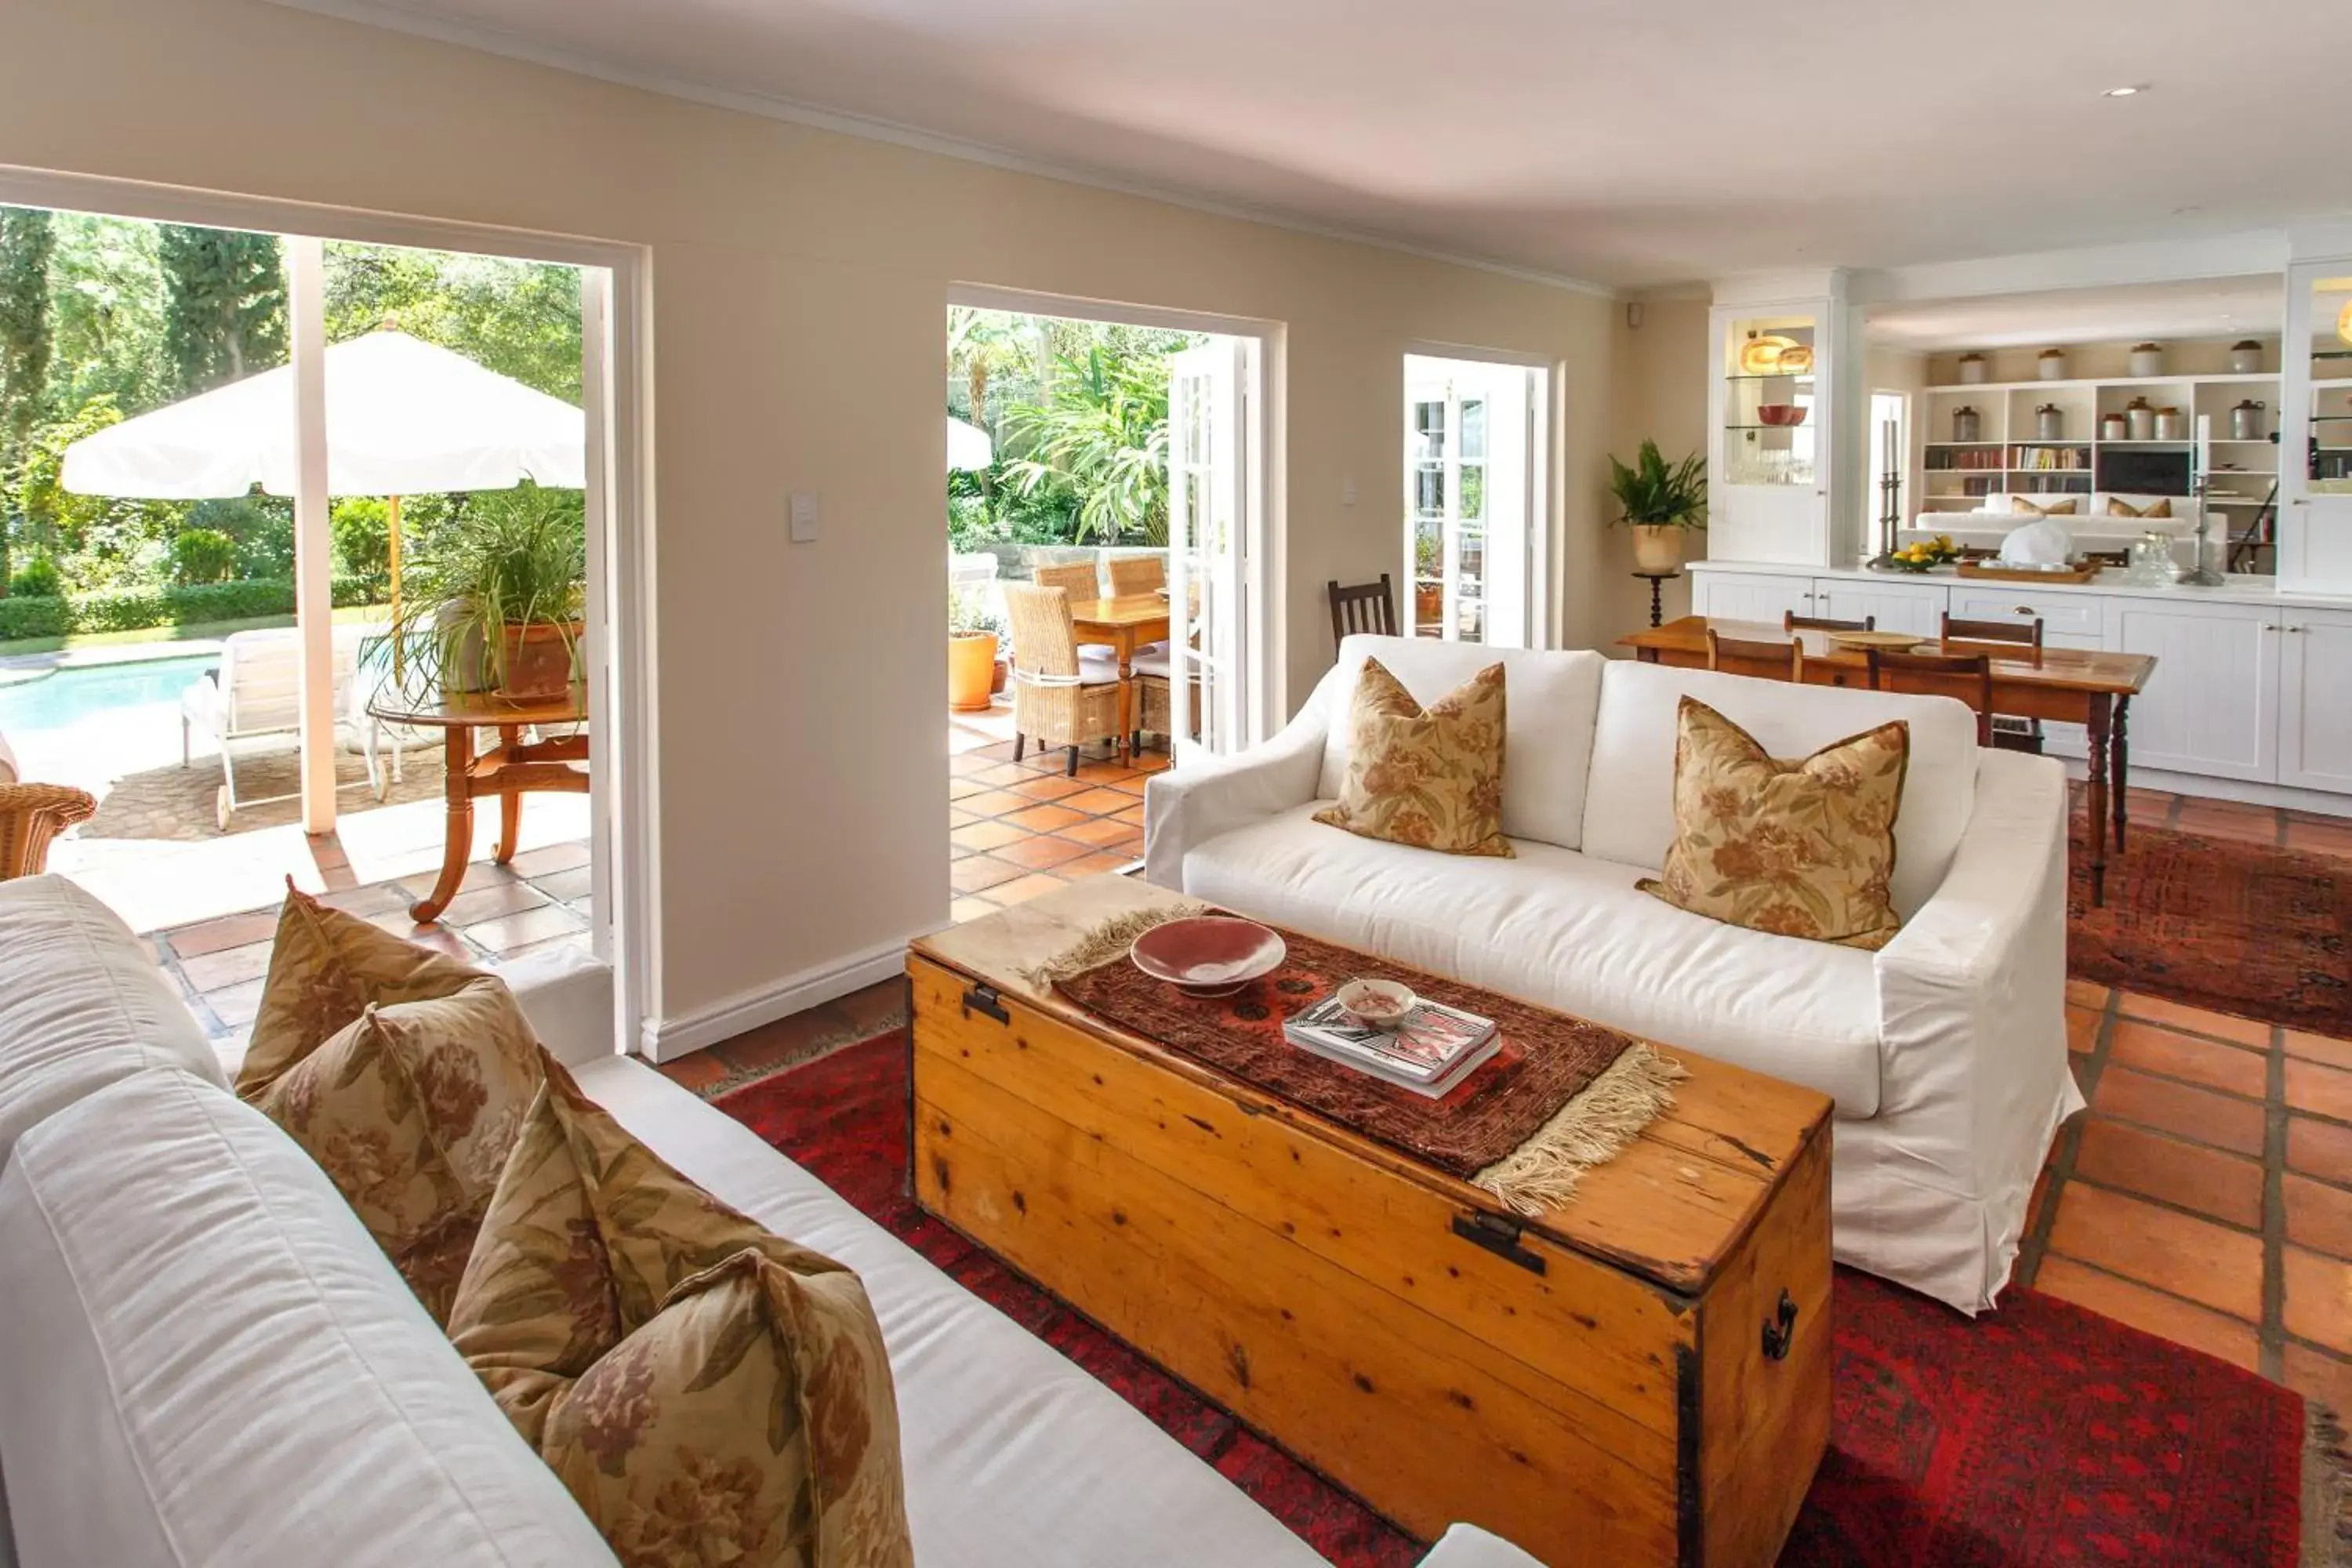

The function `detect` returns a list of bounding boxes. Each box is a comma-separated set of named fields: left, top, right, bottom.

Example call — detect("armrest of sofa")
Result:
left=1142, top=717, right=1328, bottom=891
left=1871, top=748, right=2078, bottom=1301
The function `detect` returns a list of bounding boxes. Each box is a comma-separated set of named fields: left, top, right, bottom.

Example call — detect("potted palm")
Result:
left=1608, top=440, right=1708, bottom=574
left=378, top=485, right=585, bottom=704
left=948, top=588, right=1002, bottom=713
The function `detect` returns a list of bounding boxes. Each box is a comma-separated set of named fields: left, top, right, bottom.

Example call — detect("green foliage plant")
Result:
left=376, top=485, right=584, bottom=699
left=1004, top=347, right=1172, bottom=546
left=1606, top=439, right=1708, bottom=532
left=170, top=526, right=238, bottom=585
left=8, top=551, right=61, bottom=598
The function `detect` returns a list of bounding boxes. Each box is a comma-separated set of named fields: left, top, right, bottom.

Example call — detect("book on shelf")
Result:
left=2008, top=446, right=2088, bottom=472
left=1283, top=994, right=1501, bottom=1098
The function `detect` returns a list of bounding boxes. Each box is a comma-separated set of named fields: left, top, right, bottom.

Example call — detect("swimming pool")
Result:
left=0, top=655, right=219, bottom=789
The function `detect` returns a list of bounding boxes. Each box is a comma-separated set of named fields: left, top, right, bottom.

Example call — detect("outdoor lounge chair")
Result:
left=179, top=624, right=380, bottom=827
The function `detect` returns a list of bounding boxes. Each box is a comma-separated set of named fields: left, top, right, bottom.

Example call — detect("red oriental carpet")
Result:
left=716, top=1032, right=2333, bottom=1567
left=2070, top=821, right=2352, bottom=1037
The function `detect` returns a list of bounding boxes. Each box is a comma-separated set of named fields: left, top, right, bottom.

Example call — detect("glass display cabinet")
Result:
left=2278, top=261, right=2352, bottom=592
left=1706, top=281, right=1858, bottom=566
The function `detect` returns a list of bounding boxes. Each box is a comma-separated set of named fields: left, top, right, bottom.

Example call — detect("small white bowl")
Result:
left=1335, top=978, right=1417, bottom=1031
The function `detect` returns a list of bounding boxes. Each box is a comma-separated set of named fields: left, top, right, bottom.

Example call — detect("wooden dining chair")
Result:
left=1002, top=583, right=1124, bottom=776
left=1868, top=648, right=1994, bottom=746
left=1105, top=555, right=1165, bottom=596
left=1940, top=613, right=2044, bottom=751
left=1327, top=575, right=1400, bottom=645
left=1705, top=628, right=1805, bottom=683
left=1784, top=610, right=1875, bottom=633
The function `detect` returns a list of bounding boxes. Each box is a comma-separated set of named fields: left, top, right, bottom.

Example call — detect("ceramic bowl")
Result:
left=1335, top=977, right=1417, bottom=1031
left=1130, top=916, right=1286, bottom=998
left=1756, top=404, right=1809, bottom=427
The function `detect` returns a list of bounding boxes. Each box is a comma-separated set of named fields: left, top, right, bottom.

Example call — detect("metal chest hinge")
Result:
left=961, top=982, right=1009, bottom=1025
left=1451, top=1211, right=1547, bottom=1276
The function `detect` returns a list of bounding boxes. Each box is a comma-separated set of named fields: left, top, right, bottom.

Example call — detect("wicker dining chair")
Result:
left=1705, top=628, right=1806, bottom=683
left=0, top=782, right=98, bottom=880
left=1032, top=561, right=1112, bottom=658
left=1105, top=555, right=1165, bottom=596
left=1003, top=582, right=1125, bottom=776
left=1868, top=648, right=1994, bottom=746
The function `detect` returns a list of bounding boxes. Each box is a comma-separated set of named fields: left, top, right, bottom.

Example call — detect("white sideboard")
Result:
left=1686, top=561, right=2352, bottom=811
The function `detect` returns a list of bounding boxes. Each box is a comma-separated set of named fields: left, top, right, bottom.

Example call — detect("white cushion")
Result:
left=1184, top=804, right=1883, bottom=1116
left=0, top=874, right=225, bottom=1163
left=1581, top=660, right=1980, bottom=918
left=0, top=1068, right=619, bottom=1568
left=1420, top=1523, right=1550, bottom=1568
left=570, top=1055, right=1327, bottom=1568
left=1315, top=637, right=1605, bottom=851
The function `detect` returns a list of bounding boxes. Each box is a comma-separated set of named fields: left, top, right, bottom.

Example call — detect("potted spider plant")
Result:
left=377, top=485, right=586, bottom=705
left=1608, top=439, right=1708, bottom=573
left=948, top=587, right=1002, bottom=713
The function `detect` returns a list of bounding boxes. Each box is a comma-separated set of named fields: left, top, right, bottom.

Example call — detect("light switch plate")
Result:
left=789, top=493, right=818, bottom=542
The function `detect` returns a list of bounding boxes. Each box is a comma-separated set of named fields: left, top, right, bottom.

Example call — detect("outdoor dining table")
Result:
left=366, top=685, right=590, bottom=924
left=1617, top=615, right=2158, bottom=907
left=1069, top=593, right=1171, bottom=764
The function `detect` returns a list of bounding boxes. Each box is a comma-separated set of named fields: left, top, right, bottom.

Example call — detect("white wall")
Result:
left=0, top=0, right=1618, bottom=1033
left=1606, top=297, right=1710, bottom=630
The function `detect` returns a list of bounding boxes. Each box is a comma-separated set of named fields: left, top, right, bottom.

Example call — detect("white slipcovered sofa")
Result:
left=1144, top=635, right=2082, bottom=1315
left=0, top=873, right=1537, bottom=1568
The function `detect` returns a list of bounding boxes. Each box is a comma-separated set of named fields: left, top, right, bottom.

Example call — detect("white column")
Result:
left=287, top=236, right=336, bottom=833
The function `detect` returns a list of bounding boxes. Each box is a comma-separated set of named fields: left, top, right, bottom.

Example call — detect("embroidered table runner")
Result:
left=1056, top=922, right=1682, bottom=1212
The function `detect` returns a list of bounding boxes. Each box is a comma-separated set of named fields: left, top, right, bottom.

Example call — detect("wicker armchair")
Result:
left=0, top=782, right=98, bottom=880
left=1105, top=555, right=1165, bottom=596
left=1004, top=583, right=1124, bottom=777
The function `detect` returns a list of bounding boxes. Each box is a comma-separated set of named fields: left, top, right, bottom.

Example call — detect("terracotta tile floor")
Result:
left=946, top=699, right=1167, bottom=926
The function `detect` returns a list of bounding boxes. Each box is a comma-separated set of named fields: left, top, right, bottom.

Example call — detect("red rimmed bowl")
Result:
left=1756, top=404, right=1809, bottom=427
left=1130, top=916, right=1287, bottom=998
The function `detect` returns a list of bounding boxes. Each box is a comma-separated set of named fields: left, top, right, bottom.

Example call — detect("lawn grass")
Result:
left=0, top=604, right=393, bottom=661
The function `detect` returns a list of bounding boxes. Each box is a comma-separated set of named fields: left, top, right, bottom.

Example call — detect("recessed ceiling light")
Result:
left=2102, top=84, right=2150, bottom=97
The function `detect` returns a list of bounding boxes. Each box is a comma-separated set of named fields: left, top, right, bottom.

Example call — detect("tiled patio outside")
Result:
left=947, top=696, right=1167, bottom=923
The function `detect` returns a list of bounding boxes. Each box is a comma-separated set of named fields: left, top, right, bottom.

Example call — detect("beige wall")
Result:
left=1605, top=297, right=1711, bottom=629
left=2, top=0, right=1621, bottom=1026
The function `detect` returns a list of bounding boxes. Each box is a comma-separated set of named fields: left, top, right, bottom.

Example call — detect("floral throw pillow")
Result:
left=253, top=975, right=546, bottom=1323
left=448, top=1067, right=913, bottom=1568
left=1637, top=697, right=1910, bottom=950
left=1313, top=657, right=1512, bottom=857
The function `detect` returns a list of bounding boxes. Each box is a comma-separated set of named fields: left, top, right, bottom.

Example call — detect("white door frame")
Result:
left=0, top=162, right=657, bottom=1062
left=948, top=282, right=1283, bottom=739
left=1402, top=341, right=1559, bottom=649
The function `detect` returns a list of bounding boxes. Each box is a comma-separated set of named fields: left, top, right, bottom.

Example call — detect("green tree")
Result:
left=1004, top=346, right=1176, bottom=545
left=326, top=242, right=582, bottom=401
left=159, top=226, right=286, bottom=394
left=46, top=212, right=171, bottom=416
left=0, top=207, right=57, bottom=590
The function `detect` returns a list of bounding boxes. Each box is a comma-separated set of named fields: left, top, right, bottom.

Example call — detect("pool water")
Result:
left=0, top=655, right=219, bottom=790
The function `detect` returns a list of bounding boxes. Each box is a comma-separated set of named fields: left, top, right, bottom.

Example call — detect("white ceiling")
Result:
left=1867, top=277, right=2287, bottom=351
left=310, top=0, right=2352, bottom=289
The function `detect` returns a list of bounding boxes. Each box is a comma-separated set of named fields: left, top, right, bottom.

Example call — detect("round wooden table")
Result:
left=366, top=686, right=590, bottom=923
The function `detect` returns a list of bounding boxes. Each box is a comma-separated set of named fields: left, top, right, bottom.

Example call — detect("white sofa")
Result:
left=1145, top=635, right=2082, bottom=1315
left=0, top=873, right=1535, bottom=1568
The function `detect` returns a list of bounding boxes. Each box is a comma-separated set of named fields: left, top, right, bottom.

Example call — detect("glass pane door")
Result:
left=1404, top=365, right=1519, bottom=645
left=1167, top=341, right=1249, bottom=762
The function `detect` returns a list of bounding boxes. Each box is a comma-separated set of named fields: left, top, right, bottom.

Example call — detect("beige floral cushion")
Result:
left=1313, top=657, right=1512, bottom=857
left=252, top=975, right=546, bottom=1323
left=1638, top=697, right=1910, bottom=951
left=238, top=885, right=485, bottom=1101
left=450, top=1068, right=913, bottom=1568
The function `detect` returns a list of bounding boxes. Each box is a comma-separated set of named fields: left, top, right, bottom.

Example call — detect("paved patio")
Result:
left=947, top=695, right=1165, bottom=923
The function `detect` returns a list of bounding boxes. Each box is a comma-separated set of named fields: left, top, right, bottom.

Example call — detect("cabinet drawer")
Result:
left=1950, top=590, right=2102, bottom=639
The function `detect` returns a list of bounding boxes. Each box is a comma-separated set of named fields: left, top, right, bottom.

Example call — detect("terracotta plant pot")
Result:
left=1415, top=583, right=1444, bottom=623
left=991, top=655, right=1009, bottom=696
left=1631, top=525, right=1685, bottom=574
left=949, top=631, right=1000, bottom=713
left=495, top=620, right=581, bottom=702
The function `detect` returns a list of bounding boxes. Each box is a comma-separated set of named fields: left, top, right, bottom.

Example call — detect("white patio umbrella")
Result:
left=948, top=415, right=994, bottom=472
left=62, top=330, right=586, bottom=649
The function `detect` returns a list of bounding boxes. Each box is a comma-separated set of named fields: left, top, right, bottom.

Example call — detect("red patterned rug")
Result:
left=717, top=1032, right=2328, bottom=1567
left=2071, top=820, right=2352, bottom=1036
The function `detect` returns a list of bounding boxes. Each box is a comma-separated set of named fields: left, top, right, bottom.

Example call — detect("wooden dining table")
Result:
left=366, top=685, right=590, bottom=924
left=1069, top=593, right=1171, bottom=763
left=1617, top=616, right=2158, bottom=906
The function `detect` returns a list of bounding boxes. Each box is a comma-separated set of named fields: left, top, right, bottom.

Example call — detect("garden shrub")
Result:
left=0, top=594, right=71, bottom=640
left=7, top=552, right=63, bottom=598
left=171, top=527, right=238, bottom=584
left=0, top=575, right=387, bottom=641
left=332, top=497, right=390, bottom=579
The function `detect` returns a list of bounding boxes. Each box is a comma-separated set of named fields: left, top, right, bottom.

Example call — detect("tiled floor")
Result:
left=946, top=698, right=1167, bottom=924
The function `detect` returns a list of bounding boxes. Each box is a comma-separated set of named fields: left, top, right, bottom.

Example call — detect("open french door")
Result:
left=1403, top=358, right=1544, bottom=648
left=1166, top=339, right=1257, bottom=764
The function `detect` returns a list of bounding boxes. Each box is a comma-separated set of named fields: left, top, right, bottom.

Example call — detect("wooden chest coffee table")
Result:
left=907, top=878, right=1833, bottom=1567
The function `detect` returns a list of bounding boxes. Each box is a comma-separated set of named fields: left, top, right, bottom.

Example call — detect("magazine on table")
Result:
left=1283, top=994, right=1500, bottom=1098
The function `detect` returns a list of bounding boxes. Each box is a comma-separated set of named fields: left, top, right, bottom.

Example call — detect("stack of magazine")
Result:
left=1282, top=993, right=1500, bottom=1099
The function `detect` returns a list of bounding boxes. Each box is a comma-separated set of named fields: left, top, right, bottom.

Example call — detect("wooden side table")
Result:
left=365, top=686, right=590, bottom=923
left=1632, top=569, right=1683, bottom=629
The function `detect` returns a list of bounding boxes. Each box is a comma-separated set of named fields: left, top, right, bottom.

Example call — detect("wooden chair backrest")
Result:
left=1705, top=628, right=1805, bottom=683
left=1105, top=555, right=1166, bottom=596
left=1940, top=612, right=2044, bottom=666
left=1031, top=561, right=1100, bottom=603
left=1784, top=611, right=1875, bottom=633
left=1869, top=648, right=1994, bottom=745
left=1327, top=575, right=1399, bottom=644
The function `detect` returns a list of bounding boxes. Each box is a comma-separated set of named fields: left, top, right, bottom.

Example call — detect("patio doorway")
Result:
left=943, top=292, right=1270, bottom=922
left=1403, top=352, right=1551, bottom=648
left=0, top=191, right=626, bottom=1058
